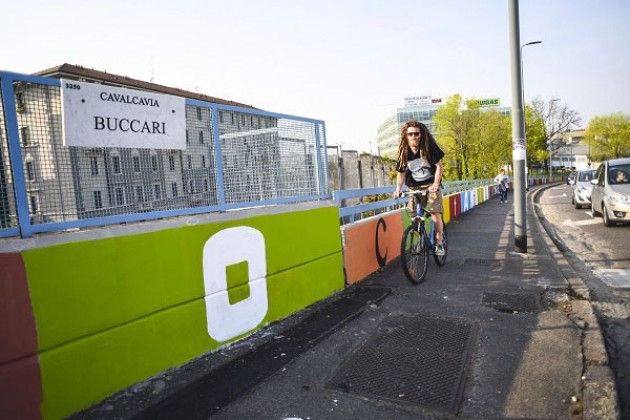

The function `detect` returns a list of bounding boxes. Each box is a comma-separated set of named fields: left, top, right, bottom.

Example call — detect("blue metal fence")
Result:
left=0, top=70, right=329, bottom=238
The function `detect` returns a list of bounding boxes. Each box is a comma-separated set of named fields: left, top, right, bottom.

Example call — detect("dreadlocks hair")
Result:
left=397, top=120, right=434, bottom=169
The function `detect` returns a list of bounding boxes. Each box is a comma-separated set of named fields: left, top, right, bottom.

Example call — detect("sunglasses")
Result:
left=406, top=132, right=421, bottom=137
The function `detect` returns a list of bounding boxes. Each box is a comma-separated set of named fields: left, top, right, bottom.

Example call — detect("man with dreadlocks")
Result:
left=393, top=120, right=446, bottom=256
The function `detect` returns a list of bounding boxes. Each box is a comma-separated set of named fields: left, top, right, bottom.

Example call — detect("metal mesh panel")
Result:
left=14, top=82, right=219, bottom=225
left=0, top=85, right=18, bottom=230
left=219, top=112, right=319, bottom=204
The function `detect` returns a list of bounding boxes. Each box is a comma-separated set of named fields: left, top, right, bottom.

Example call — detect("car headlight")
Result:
left=609, top=192, right=630, bottom=204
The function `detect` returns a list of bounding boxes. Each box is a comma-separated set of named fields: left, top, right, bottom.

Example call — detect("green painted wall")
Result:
left=22, top=206, right=344, bottom=419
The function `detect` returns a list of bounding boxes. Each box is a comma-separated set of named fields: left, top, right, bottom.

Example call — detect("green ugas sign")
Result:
left=478, top=98, right=500, bottom=107
left=21, top=205, right=344, bottom=419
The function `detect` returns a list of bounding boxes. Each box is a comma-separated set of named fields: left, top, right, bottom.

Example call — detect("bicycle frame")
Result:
left=402, top=191, right=438, bottom=251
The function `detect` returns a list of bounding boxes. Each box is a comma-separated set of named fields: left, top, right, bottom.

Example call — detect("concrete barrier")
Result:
left=341, top=209, right=407, bottom=285
left=0, top=204, right=344, bottom=419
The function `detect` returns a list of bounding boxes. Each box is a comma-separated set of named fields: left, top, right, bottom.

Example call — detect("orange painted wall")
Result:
left=341, top=210, right=405, bottom=285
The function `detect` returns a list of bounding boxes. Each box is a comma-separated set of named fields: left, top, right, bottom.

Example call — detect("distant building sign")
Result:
left=61, top=79, right=186, bottom=149
left=431, top=98, right=443, bottom=104
left=404, top=95, right=432, bottom=107
left=478, top=98, right=500, bottom=107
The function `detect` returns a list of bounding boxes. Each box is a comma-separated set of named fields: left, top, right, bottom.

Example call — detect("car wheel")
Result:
left=602, top=203, right=614, bottom=227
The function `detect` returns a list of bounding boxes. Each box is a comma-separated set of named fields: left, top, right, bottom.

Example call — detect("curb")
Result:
left=530, top=184, right=620, bottom=420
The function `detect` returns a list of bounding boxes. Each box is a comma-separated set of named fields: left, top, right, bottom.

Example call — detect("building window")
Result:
left=25, top=161, right=35, bottom=181
left=186, top=130, right=189, bottom=145
left=187, top=155, right=192, bottom=169
left=250, top=115, right=254, bottom=125
left=90, top=156, right=99, bottom=176
left=93, top=190, right=103, bottom=209
left=136, top=186, right=143, bottom=202
left=115, top=187, right=124, bottom=205
left=203, top=178, right=208, bottom=192
left=154, top=184, right=161, bottom=200
left=169, top=154, right=175, bottom=171
left=219, top=111, right=224, bottom=123
left=151, top=155, right=158, bottom=171
left=20, top=127, right=30, bottom=146
left=201, top=155, right=206, bottom=168
left=16, top=92, right=26, bottom=113
left=231, top=113, right=235, bottom=124
left=171, top=182, right=178, bottom=197
left=29, top=194, right=38, bottom=213
left=197, top=107, right=202, bottom=120
left=241, top=114, right=245, bottom=125
left=199, top=131, right=204, bottom=144
left=257, top=117, right=261, bottom=128
left=112, top=156, right=121, bottom=174
left=133, top=155, right=141, bottom=172
left=189, top=180, right=194, bottom=193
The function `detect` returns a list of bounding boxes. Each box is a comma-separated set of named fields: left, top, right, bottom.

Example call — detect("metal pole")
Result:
left=509, top=0, right=527, bottom=252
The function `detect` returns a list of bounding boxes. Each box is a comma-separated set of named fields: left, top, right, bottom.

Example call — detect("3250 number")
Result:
left=64, top=83, right=81, bottom=90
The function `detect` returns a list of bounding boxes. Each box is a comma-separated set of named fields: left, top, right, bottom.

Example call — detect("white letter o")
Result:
left=202, top=226, right=268, bottom=342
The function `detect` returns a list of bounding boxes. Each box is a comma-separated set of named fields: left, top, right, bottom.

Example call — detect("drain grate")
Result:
left=482, top=291, right=541, bottom=313
left=327, top=315, right=476, bottom=414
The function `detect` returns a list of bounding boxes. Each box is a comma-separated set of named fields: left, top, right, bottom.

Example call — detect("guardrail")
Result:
left=0, top=70, right=329, bottom=238
left=333, top=177, right=558, bottom=223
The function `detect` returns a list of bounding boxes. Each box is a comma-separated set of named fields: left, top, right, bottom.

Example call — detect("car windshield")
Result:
left=608, top=164, right=630, bottom=185
left=578, top=170, right=596, bottom=182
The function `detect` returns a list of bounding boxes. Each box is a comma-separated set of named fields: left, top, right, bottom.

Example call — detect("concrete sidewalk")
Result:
left=83, top=187, right=616, bottom=419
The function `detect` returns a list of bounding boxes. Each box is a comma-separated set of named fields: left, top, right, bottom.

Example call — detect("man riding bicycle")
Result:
left=393, top=121, right=446, bottom=256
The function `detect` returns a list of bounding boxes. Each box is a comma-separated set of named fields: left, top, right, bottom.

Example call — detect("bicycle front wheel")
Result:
left=400, top=224, right=429, bottom=284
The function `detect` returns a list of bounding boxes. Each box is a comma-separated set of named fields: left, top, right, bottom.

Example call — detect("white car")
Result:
left=572, top=169, right=596, bottom=209
left=590, top=157, right=630, bottom=226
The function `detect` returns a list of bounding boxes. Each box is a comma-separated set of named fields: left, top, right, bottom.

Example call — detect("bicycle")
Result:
left=399, top=190, right=448, bottom=284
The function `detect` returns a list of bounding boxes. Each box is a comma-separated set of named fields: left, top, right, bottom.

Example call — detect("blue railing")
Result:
left=334, top=179, right=494, bottom=222
left=0, top=70, right=329, bottom=238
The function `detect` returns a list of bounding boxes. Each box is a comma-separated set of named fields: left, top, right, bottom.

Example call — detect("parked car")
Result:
left=572, top=169, right=596, bottom=209
left=567, top=172, right=576, bottom=185
left=590, top=157, right=630, bottom=226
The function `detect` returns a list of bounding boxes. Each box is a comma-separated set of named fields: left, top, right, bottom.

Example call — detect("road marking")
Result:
left=594, top=269, right=630, bottom=289
left=547, top=193, right=568, bottom=199
left=564, top=218, right=601, bottom=226
left=575, top=219, right=601, bottom=226
left=584, top=211, right=593, bottom=217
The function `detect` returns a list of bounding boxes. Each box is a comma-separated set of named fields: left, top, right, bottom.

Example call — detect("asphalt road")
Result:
left=538, top=183, right=630, bottom=418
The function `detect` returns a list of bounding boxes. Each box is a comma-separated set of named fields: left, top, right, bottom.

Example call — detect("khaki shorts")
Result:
left=407, top=187, right=444, bottom=215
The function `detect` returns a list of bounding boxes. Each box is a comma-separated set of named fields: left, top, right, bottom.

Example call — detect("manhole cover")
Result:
left=482, top=292, right=541, bottom=313
left=327, top=315, right=476, bottom=414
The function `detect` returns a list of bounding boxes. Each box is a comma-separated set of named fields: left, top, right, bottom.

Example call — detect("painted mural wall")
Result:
left=0, top=205, right=344, bottom=419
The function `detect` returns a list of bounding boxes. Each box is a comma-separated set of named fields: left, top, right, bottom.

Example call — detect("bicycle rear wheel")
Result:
left=433, top=225, right=448, bottom=267
left=401, top=224, right=429, bottom=284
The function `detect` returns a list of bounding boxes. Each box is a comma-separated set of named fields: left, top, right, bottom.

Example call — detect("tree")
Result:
left=433, top=95, right=480, bottom=180
left=524, top=105, right=547, bottom=167
left=531, top=97, right=581, bottom=153
left=586, top=113, right=630, bottom=160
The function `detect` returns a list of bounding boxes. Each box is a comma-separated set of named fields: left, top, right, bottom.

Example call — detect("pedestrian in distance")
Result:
left=393, top=120, right=446, bottom=256
left=494, top=168, right=510, bottom=203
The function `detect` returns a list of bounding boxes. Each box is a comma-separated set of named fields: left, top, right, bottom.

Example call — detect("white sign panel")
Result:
left=404, top=95, right=432, bottom=107
left=512, top=137, right=526, bottom=160
left=61, top=79, right=186, bottom=149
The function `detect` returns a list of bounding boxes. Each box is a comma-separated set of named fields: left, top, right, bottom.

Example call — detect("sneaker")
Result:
left=435, top=243, right=445, bottom=256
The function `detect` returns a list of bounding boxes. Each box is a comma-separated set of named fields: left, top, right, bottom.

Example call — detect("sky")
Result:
left=2, top=0, right=629, bottom=152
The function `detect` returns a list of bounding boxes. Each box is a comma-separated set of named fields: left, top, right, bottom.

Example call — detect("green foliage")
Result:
left=586, top=113, right=630, bottom=160
left=433, top=95, right=551, bottom=180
